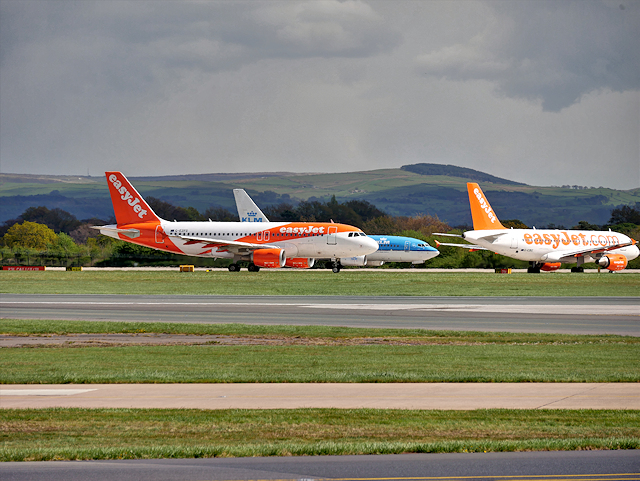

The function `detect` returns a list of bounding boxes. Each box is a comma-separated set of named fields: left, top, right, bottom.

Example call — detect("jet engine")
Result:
left=251, top=248, right=285, bottom=268
left=596, top=254, right=628, bottom=271
left=340, top=256, right=367, bottom=267
left=285, top=258, right=315, bottom=269
left=367, top=260, right=385, bottom=267
left=540, top=262, right=561, bottom=271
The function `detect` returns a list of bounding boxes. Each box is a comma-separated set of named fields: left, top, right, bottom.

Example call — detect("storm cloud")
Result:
left=1, top=0, right=638, bottom=189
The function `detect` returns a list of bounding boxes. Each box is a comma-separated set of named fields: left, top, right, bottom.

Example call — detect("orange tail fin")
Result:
left=105, top=172, right=160, bottom=225
left=467, top=183, right=506, bottom=231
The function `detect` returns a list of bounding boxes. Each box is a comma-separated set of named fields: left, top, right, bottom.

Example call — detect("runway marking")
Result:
left=325, top=476, right=640, bottom=481
left=0, top=389, right=97, bottom=396
left=1, top=301, right=637, bottom=315
left=222, top=475, right=640, bottom=481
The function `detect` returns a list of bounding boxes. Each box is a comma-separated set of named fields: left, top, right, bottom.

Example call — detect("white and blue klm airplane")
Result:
left=234, top=189, right=439, bottom=271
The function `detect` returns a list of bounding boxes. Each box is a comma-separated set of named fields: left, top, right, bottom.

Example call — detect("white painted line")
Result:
left=1, top=301, right=637, bottom=315
left=0, top=389, right=97, bottom=396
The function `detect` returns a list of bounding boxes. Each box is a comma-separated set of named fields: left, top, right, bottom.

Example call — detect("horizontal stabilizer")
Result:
left=92, top=225, right=140, bottom=239
left=435, top=240, right=487, bottom=251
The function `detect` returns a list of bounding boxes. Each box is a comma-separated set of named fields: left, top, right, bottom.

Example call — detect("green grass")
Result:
left=1, top=408, right=637, bottom=461
left=4, top=319, right=639, bottom=344
left=1, top=270, right=639, bottom=296
left=3, top=342, right=638, bottom=383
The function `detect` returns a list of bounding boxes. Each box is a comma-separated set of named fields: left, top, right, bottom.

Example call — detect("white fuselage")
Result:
left=465, top=228, right=639, bottom=264
left=101, top=220, right=379, bottom=260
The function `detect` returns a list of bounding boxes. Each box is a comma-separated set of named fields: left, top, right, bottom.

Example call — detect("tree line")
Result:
left=1, top=198, right=639, bottom=269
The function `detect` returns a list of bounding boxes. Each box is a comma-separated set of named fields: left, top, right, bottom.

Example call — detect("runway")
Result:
left=1, top=451, right=638, bottom=481
left=2, top=383, right=639, bottom=410
left=2, top=294, right=639, bottom=335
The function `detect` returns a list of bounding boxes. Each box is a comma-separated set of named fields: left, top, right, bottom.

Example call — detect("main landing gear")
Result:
left=527, top=262, right=541, bottom=274
left=326, top=261, right=341, bottom=273
left=228, top=263, right=261, bottom=272
left=571, top=256, right=584, bottom=273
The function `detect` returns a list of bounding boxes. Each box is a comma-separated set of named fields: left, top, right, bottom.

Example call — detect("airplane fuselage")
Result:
left=99, top=220, right=379, bottom=260
left=465, top=228, right=639, bottom=264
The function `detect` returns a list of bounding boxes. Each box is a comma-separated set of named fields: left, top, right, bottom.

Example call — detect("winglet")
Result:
left=467, top=183, right=506, bottom=231
left=105, top=171, right=160, bottom=225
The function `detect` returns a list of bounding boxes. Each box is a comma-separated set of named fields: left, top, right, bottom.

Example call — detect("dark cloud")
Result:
left=417, top=0, right=640, bottom=111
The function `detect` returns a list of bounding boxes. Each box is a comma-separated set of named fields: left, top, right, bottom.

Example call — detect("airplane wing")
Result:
left=171, top=235, right=279, bottom=253
left=473, top=232, right=510, bottom=243
left=435, top=240, right=488, bottom=251
left=545, top=239, right=638, bottom=261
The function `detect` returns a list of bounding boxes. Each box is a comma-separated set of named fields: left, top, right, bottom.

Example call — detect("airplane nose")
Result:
left=361, top=236, right=379, bottom=255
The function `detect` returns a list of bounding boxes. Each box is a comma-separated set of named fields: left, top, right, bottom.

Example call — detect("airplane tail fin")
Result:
left=467, top=183, right=506, bottom=231
left=105, top=171, right=161, bottom=225
left=233, top=189, right=270, bottom=222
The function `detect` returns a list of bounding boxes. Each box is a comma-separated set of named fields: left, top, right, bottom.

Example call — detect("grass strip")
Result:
left=2, top=408, right=638, bottom=461
left=1, top=271, right=639, bottom=296
left=3, top=319, right=639, bottom=345
left=2, top=343, right=638, bottom=383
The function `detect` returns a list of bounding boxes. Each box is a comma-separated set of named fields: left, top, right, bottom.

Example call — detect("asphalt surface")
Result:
left=2, top=294, right=639, bottom=335
left=3, top=293, right=639, bottom=478
left=2, top=382, right=639, bottom=409
left=1, top=451, right=638, bottom=481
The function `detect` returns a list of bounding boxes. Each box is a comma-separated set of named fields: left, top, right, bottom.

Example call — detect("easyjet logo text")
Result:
left=109, top=174, right=148, bottom=219
left=524, top=232, right=619, bottom=249
left=280, top=226, right=325, bottom=234
left=473, top=188, right=498, bottom=224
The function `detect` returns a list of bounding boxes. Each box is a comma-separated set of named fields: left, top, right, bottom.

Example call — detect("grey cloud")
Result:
left=416, top=0, right=640, bottom=111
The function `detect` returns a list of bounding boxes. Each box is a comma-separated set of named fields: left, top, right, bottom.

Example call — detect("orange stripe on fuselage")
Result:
left=237, top=223, right=359, bottom=244
left=116, top=222, right=183, bottom=255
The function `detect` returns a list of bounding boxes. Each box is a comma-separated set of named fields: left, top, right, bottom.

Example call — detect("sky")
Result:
left=1, top=0, right=639, bottom=189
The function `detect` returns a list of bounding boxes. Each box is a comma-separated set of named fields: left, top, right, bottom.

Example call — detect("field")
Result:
left=2, top=169, right=639, bottom=224
left=2, top=322, right=638, bottom=383
left=2, top=409, right=637, bottom=461
left=1, top=270, right=639, bottom=296
left=1, top=270, right=639, bottom=460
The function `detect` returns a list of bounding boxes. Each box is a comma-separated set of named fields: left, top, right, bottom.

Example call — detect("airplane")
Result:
left=233, top=189, right=439, bottom=271
left=94, top=172, right=379, bottom=272
left=434, top=183, right=639, bottom=273
left=339, top=235, right=439, bottom=268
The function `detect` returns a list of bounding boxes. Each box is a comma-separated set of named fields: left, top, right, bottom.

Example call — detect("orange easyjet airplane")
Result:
left=435, top=183, right=639, bottom=273
left=94, top=172, right=378, bottom=272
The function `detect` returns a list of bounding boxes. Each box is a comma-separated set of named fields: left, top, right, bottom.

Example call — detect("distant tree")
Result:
left=19, top=206, right=82, bottom=234
left=609, top=204, right=640, bottom=225
left=69, top=224, right=100, bottom=244
left=3, top=221, right=57, bottom=249
left=572, top=220, right=600, bottom=230
left=146, top=197, right=192, bottom=221
left=0, top=206, right=81, bottom=236
left=501, top=219, right=529, bottom=229
left=362, top=214, right=450, bottom=236
left=202, top=207, right=237, bottom=222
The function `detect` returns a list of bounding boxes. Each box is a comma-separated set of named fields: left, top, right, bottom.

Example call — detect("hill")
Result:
left=401, top=163, right=526, bottom=186
left=1, top=165, right=639, bottom=228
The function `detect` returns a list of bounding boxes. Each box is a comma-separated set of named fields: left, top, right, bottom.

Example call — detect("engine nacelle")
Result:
left=597, top=254, right=628, bottom=271
left=540, top=262, right=561, bottom=271
left=284, top=257, right=315, bottom=269
left=367, top=260, right=385, bottom=267
left=340, top=256, right=367, bottom=267
left=251, top=248, right=285, bottom=268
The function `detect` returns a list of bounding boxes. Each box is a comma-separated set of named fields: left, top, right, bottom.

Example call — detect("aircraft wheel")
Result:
left=248, top=264, right=260, bottom=272
left=571, top=266, right=584, bottom=273
left=228, top=263, right=241, bottom=272
left=332, top=265, right=341, bottom=273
